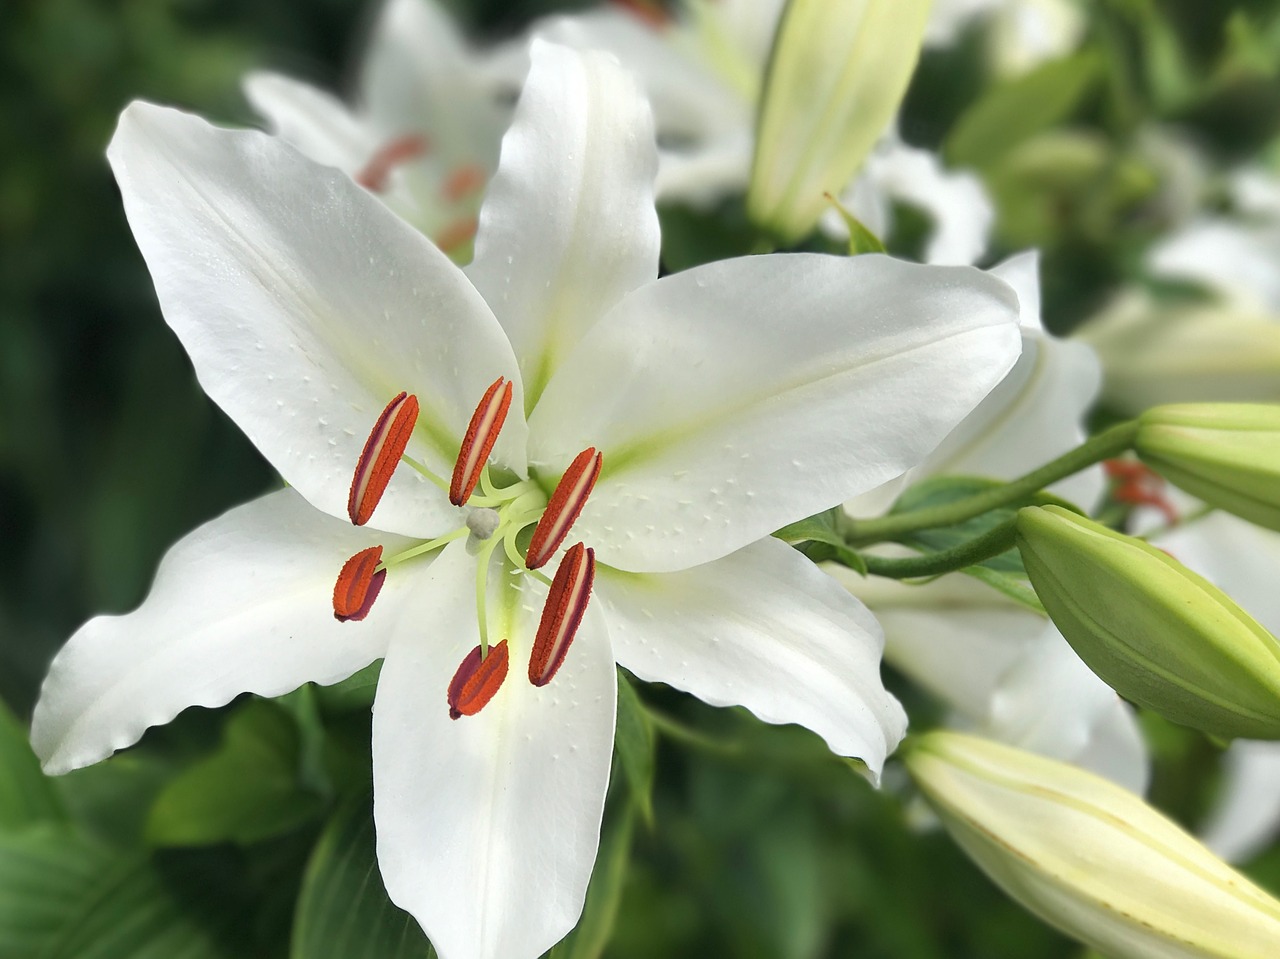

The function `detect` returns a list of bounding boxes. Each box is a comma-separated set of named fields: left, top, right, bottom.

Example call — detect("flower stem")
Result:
left=844, top=420, right=1139, bottom=545
left=860, top=519, right=1017, bottom=580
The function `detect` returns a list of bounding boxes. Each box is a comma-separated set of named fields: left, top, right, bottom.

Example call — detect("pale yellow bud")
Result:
left=905, top=731, right=1280, bottom=958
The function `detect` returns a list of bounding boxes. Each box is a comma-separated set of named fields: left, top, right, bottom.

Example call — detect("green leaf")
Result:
left=946, top=52, right=1102, bottom=169
left=291, top=797, right=435, bottom=959
left=0, top=699, right=65, bottom=831
left=774, top=508, right=868, bottom=575
left=147, top=699, right=325, bottom=847
left=0, top=827, right=235, bottom=959
left=548, top=805, right=635, bottom=959
left=823, top=193, right=887, bottom=255
left=890, top=476, right=1057, bottom=613
left=614, top=673, right=655, bottom=827
left=312, top=660, right=382, bottom=714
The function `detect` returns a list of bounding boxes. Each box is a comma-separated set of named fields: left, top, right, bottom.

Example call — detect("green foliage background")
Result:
left=5, top=0, right=1280, bottom=956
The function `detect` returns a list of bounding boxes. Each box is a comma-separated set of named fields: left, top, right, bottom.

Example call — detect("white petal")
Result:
left=360, top=0, right=506, bottom=167
left=990, top=627, right=1149, bottom=792
left=373, top=541, right=615, bottom=959
left=595, top=537, right=906, bottom=782
left=1149, top=218, right=1280, bottom=313
left=466, top=40, right=660, bottom=408
left=32, top=489, right=418, bottom=775
left=108, top=101, right=527, bottom=535
left=858, top=140, right=994, bottom=266
left=530, top=254, right=1020, bottom=572
left=847, top=252, right=1103, bottom=515
left=242, top=71, right=373, bottom=174
left=1201, top=741, right=1280, bottom=863
left=839, top=569, right=1045, bottom=718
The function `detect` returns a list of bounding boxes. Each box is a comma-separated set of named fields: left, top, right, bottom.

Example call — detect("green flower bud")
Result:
left=1136, top=403, right=1280, bottom=533
left=904, top=731, right=1280, bottom=959
left=1015, top=505, right=1280, bottom=740
left=747, top=0, right=930, bottom=243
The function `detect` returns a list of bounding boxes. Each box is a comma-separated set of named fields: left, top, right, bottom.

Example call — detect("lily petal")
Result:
left=361, top=0, right=505, bottom=167
left=530, top=254, right=1020, bottom=572
left=243, top=70, right=372, bottom=175
left=108, top=101, right=527, bottom=535
left=467, top=40, right=660, bottom=410
left=1201, top=741, right=1280, bottom=863
left=32, top=489, right=416, bottom=775
left=373, top=541, right=615, bottom=959
left=1149, top=218, right=1280, bottom=314
left=595, top=537, right=906, bottom=782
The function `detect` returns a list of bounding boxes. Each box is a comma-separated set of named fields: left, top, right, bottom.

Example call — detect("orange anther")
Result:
left=442, top=164, right=486, bottom=204
left=447, top=640, right=510, bottom=719
left=612, top=0, right=669, bottom=28
left=450, top=377, right=513, bottom=506
left=529, top=543, right=594, bottom=687
left=348, top=392, right=419, bottom=526
left=333, top=545, right=386, bottom=622
left=525, top=448, right=602, bottom=570
left=355, top=134, right=429, bottom=192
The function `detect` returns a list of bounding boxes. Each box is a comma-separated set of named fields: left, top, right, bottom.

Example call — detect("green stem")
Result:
left=844, top=420, right=1139, bottom=545
left=861, top=519, right=1018, bottom=580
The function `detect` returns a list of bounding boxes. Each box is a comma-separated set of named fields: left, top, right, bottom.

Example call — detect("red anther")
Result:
left=436, top=216, right=479, bottom=255
left=1114, top=481, right=1179, bottom=525
left=612, top=0, right=669, bottom=28
left=348, top=392, right=419, bottom=526
left=525, top=448, right=603, bottom=570
left=442, top=164, right=486, bottom=204
left=450, top=377, right=513, bottom=506
left=529, top=543, right=595, bottom=688
left=333, top=546, right=386, bottom=622
left=355, top=134, right=430, bottom=192
left=1104, top=459, right=1150, bottom=481
left=448, top=640, right=510, bottom=719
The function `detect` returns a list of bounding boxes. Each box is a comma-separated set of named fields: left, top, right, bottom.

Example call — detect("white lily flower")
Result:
left=244, top=0, right=507, bottom=255
left=31, top=42, right=1022, bottom=959
left=925, top=0, right=1086, bottom=77
left=525, top=0, right=992, bottom=263
left=1149, top=510, right=1280, bottom=862
left=831, top=253, right=1147, bottom=790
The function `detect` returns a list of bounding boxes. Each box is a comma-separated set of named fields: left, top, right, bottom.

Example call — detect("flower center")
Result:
left=331, top=384, right=604, bottom=718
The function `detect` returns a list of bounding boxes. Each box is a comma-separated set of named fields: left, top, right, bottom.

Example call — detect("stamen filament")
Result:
left=399, top=454, right=451, bottom=494
left=379, top=527, right=469, bottom=569
left=473, top=532, right=505, bottom=656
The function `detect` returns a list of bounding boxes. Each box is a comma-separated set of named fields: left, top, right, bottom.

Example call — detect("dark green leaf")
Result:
left=313, top=661, right=382, bottom=714
left=0, top=699, right=65, bottom=831
left=147, top=700, right=325, bottom=847
left=614, top=674, right=655, bottom=827
left=291, top=796, right=434, bottom=959
left=0, top=827, right=235, bottom=959
left=774, top=509, right=868, bottom=575
left=946, top=52, right=1102, bottom=168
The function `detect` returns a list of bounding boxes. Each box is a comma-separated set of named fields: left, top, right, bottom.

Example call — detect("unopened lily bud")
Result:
left=1015, top=505, right=1280, bottom=741
left=747, top=0, right=931, bottom=243
left=1136, top=403, right=1280, bottom=533
left=904, top=731, right=1280, bottom=958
